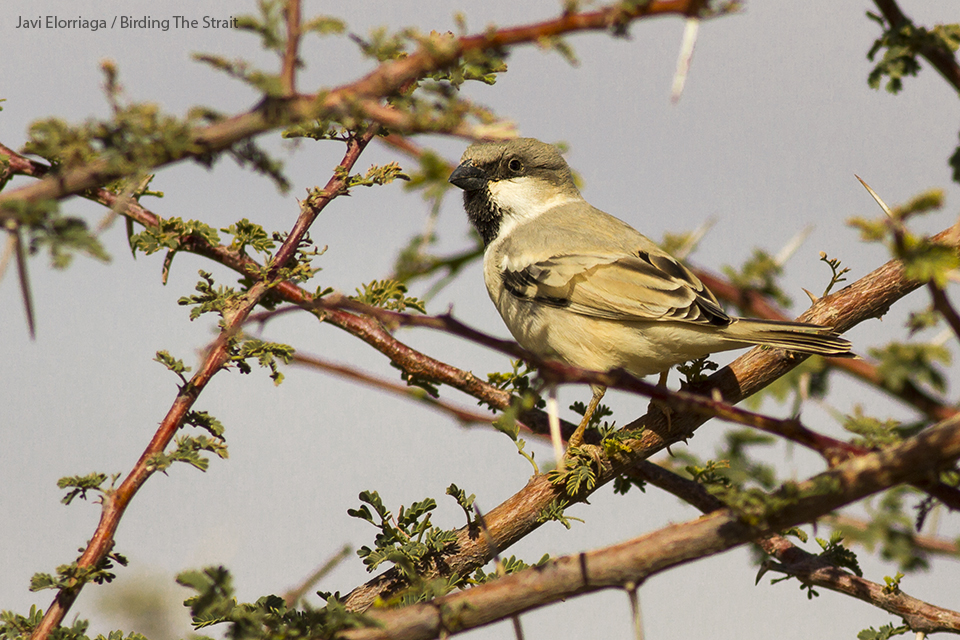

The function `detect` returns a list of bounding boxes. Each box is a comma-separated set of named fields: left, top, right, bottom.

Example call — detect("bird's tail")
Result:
left=724, top=318, right=853, bottom=357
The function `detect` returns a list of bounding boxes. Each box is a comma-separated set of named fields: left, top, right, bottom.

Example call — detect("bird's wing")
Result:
left=501, top=249, right=731, bottom=326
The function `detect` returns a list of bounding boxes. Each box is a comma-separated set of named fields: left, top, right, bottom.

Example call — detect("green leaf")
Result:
left=57, top=472, right=110, bottom=505
left=353, top=279, right=426, bottom=313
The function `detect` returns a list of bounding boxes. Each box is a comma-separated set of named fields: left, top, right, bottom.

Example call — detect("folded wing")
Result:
left=501, top=249, right=732, bottom=327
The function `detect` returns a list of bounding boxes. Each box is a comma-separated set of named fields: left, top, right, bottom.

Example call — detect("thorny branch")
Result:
left=25, top=129, right=378, bottom=640
left=628, top=461, right=960, bottom=636
left=338, top=416, right=960, bottom=639
left=0, top=0, right=706, bottom=216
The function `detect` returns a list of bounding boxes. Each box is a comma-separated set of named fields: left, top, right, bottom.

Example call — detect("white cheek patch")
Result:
left=488, top=177, right=579, bottom=238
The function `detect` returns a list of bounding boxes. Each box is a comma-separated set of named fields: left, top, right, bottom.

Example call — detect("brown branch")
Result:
left=339, top=416, right=960, bottom=639
left=304, top=296, right=960, bottom=510
left=824, top=513, right=960, bottom=558
left=281, top=0, right=301, bottom=96
left=303, top=296, right=863, bottom=454
left=288, top=352, right=497, bottom=427
left=629, top=460, right=960, bottom=636
left=696, top=264, right=960, bottom=423
left=0, top=0, right=700, bottom=214
left=28, top=131, right=377, bottom=640
left=929, top=282, right=960, bottom=343
left=872, top=0, right=960, bottom=94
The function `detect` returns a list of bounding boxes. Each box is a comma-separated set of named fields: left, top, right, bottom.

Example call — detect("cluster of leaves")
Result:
left=549, top=416, right=646, bottom=498
left=176, top=566, right=374, bottom=639
left=483, top=361, right=547, bottom=471
left=857, top=623, right=911, bottom=640
left=842, top=405, right=924, bottom=451
left=469, top=553, right=551, bottom=586
left=0, top=607, right=142, bottom=640
left=56, top=472, right=117, bottom=506
left=347, top=489, right=462, bottom=601
left=866, top=7, right=960, bottom=184
left=352, top=278, right=426, bottom=313
left=30, top=551, right=129, bottom=593
left=2, top=199, right=109, bottom=270
left=866, top=11, right=960, bottom=94
left=175, top=271, right=295, bottom=383
left=24, top=97, right=195, bottom=177
left=869, top=341, right=951, bottom=395
left=675, top=355, right=719, bottom=384
left=850, top=189, right=957, bottom=286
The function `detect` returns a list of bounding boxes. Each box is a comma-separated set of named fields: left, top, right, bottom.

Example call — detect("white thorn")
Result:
left=674, top=216, right=717, bottom=261
left=547, top=386, right=565, bottom=470
left=855, top=175, right=894, bottom=219
left=774, top=224, right=814, bottom=267
left=802, top=288, right=819, bottom=304
left=671, top=17, right=700, bottom=103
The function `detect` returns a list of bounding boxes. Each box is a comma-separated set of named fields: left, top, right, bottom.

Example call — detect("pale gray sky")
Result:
left=3, top=1, right=959, bottom=639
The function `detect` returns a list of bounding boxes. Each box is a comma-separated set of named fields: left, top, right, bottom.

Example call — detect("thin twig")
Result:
left=282, top=544, right=353, bottom=607
left=929, top=283, right=960, bottom=344
left=281, top=0, right=301, bottom=96
left=0, top=0, right=705, bottom=216
left=289, top=352, right=496, bottom=426
left=28, top=131, right=378, bottom=640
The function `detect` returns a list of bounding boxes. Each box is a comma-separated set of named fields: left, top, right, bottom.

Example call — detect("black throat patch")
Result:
left=463, top=188, right=503, bottom=246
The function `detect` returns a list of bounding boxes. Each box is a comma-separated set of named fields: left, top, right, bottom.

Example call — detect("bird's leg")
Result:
left=546, top=385, right=566, bottom=470
left=568, top=384, right=606, bottom=449
left=649, top=369, right=673, bottom=430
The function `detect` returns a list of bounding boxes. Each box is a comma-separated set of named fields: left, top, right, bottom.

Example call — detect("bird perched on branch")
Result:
left=448, top=137, right=852, bottom=453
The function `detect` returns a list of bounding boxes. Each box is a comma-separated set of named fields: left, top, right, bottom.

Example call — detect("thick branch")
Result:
left=698, top=268, right=960, bottom=423
left=339, top=416, right=960, bottom=639
left=0, top=0, right=700, bottom=215
left=630, top=461, right=960, bottom=635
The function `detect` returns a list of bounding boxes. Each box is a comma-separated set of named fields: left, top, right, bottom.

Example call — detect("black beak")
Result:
left=449, top=161, right=487, bottom=191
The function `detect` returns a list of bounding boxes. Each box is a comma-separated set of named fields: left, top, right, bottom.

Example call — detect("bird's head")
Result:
left=449, top=138, right=581, bottom=245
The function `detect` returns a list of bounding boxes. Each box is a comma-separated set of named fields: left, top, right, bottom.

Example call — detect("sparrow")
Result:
left=448, top=137, right=851, bottom=446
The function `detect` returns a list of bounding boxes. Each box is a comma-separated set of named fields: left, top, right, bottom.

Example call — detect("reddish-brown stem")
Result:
left=929, top=282, right=960, bottom=343
left=0, top=0, right=703, bottom=214
left=281, top=0, right=301, bottom=95
left=28, top=131, right=376, bottom=640
left=289, top=351, right=496, bottom=426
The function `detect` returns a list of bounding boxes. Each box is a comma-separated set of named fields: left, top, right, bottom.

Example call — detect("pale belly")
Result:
left=492, top=292, right=746, bottom=378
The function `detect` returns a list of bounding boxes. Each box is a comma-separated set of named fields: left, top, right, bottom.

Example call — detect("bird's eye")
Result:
left=507, top=158, right=523, bottom=173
